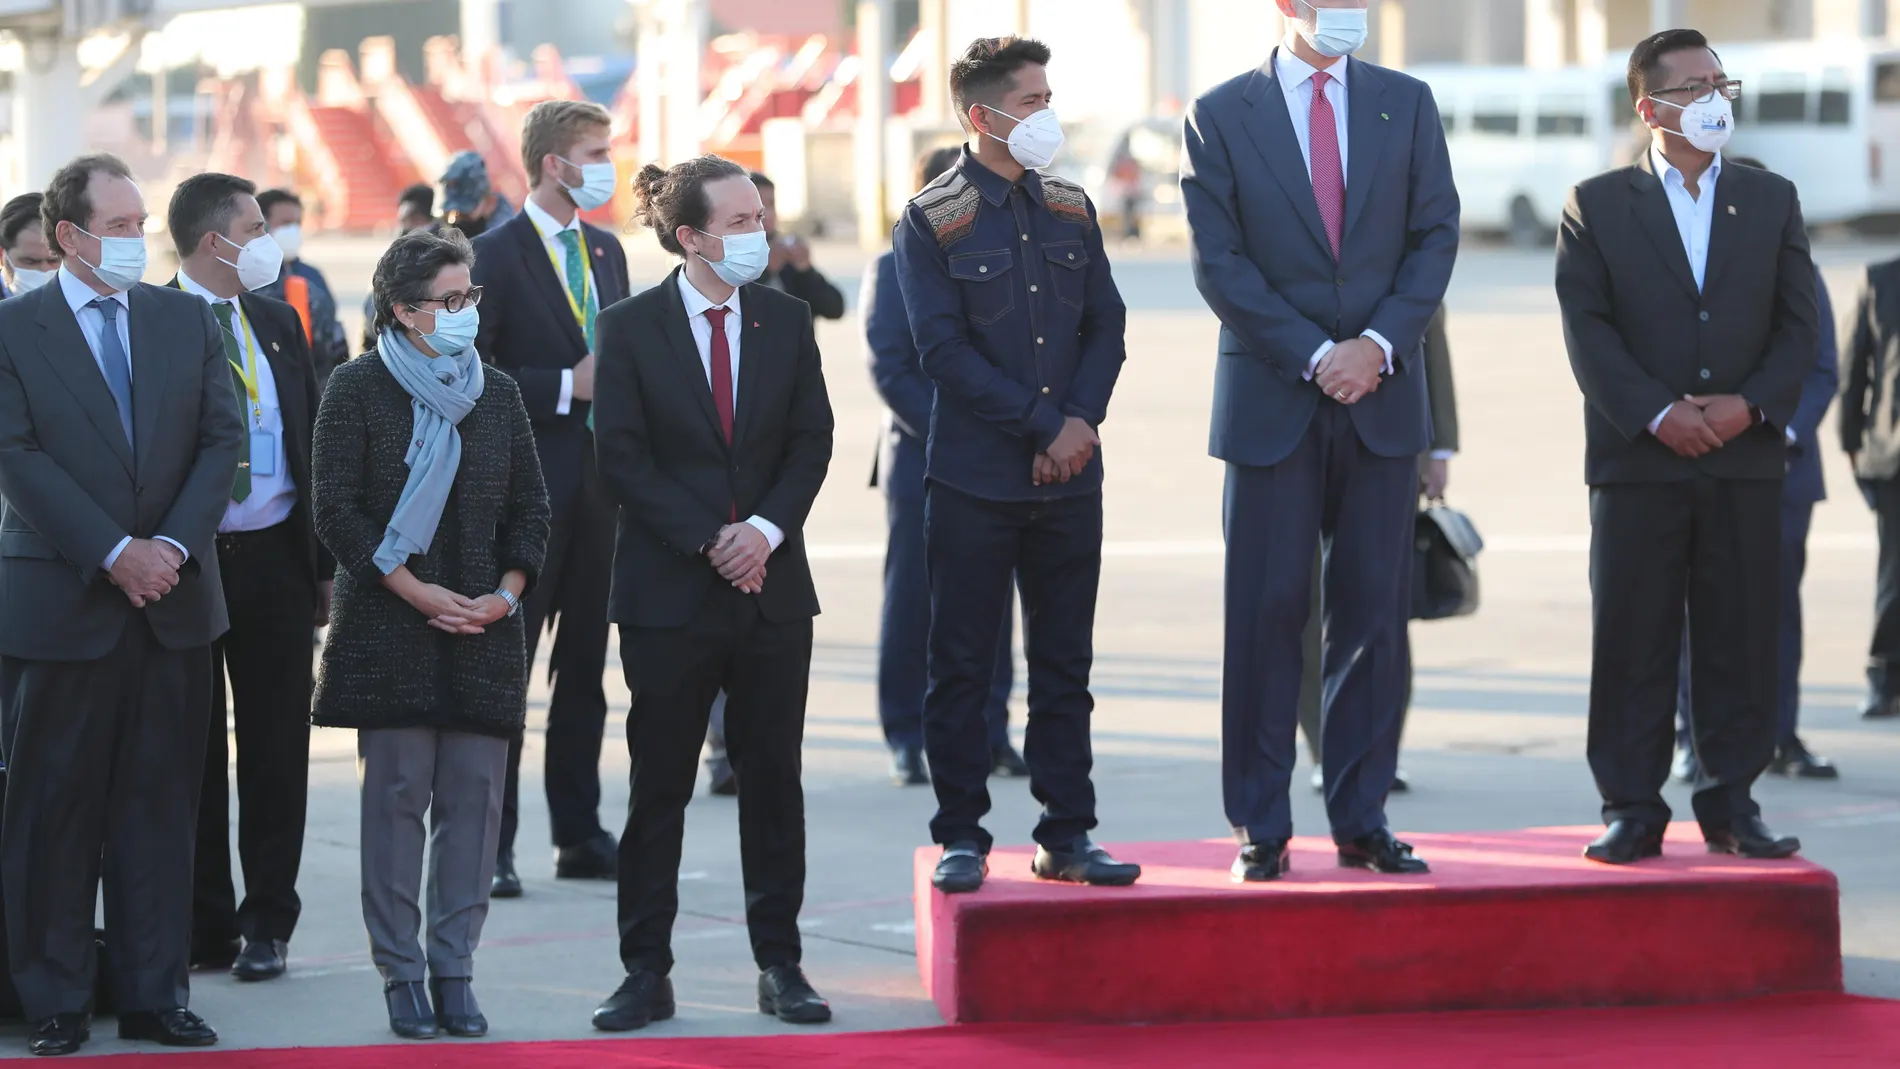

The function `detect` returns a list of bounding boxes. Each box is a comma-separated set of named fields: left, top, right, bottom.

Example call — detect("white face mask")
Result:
left=694, top=228, right=770, bottom=288
left=979, top=105, right=1066, bottom=170
left=75, top=226, right=147, bottom=292
left=8, top=261, right=52, bottom=292
left=1297, top=1, right=1369, bottom=59
left=1651, top=94, right=1734, bottom=154
left=217, top=232, right=285, bottom=292
left=270, top=223, right=303, bottom=259
left=558, top=156, right=618, bottom=212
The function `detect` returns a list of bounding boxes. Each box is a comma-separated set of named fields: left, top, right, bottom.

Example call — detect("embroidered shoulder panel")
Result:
left=1040, top=174, right=1093, bottom=230
left=914, top=171, right=981, bottom=249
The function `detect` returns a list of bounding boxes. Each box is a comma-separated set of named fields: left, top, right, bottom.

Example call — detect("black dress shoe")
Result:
left=232, top=938, right=287, bottom=982
left=1770, top=738, right=1840, bottom=780
left=555, top=833, right=618, bottom=880
left=990, top=743, right=1030, bottom=778
left=384, top=980, right=439, bottom=1040
left=1390, top=769, right=1411, bottom=793
left=1232, top=840, right=1290, bottom=883
left=1032, top=837, right=1142, bottom=886
left=758, top=964, right=832, bottom=1024
left=1705, top=815, right=1802, bottom=859
left=27, top=1014, right=88, bottom=1057
left=592, top=970, right=676, bottom=1032
left=189, top=936, right=240, bottom=971
left=1583, top=819, right=1665, bottom=865
left=430, top=977, right=488, bottom=1038
left=1863, top=695, right=1900, bottom=720
left=890, top=745, right=930, bottom=786
left=931, top=842, right=988, bottom=894
left=118, top=1008, right=218, bottom=1047
left=1337, top=829, right=1430, bottom=874
left=708, top=764, right=738, bottom=797
left=491, top=851, right=523, bottom=899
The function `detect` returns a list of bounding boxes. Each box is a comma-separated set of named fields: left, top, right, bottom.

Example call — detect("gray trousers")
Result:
left=359, top=728, right=507, bottom=984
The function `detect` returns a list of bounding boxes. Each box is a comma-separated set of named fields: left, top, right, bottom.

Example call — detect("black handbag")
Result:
left=1411, top=500, right=1482, bottom=621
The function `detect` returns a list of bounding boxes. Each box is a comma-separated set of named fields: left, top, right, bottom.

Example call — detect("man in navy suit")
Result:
left=472, top=100, right=632, bottom=897
left=1181, top=0, right=1458, bottom=881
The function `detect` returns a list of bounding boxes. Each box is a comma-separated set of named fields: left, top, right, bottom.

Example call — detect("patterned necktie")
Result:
left=704, top=306, right=736, bottom=521
left=556, top=229, right=597, bottom=349
left=1309, top=70, right=1346, bottom=260
left=89, top=298, right=135, bottom=451
left=212, top=302, right=252, bottom=502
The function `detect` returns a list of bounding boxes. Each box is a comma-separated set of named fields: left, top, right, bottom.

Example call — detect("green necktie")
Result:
left=556, top=229, right=598, bottom=349
left=212, top=302, right=252, bottom=503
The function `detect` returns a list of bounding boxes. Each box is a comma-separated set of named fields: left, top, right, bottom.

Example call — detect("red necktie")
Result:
left=1309, top=70, right=1345, bottom=260
left=704, top=306, right=737, bottom=521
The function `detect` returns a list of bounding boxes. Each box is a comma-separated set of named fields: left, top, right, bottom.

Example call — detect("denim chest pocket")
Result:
left=948, top=249, right=1016, bottom=326
left=1043, top=241, right=1089, bottom=310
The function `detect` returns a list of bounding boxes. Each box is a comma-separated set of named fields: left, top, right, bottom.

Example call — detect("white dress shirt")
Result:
left=675, top=270, right=785, bottom=551
left=1274, top=38, right=1394, bottom=381
left=58, top=266, right=190, bottom=569
left=524, top=196, right=590, bottom=417
left=178, top=269, right=297, bottom=533
left=1645, top=145, right=1724, bottom=435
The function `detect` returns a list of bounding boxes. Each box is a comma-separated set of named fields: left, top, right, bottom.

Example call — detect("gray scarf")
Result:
left=372, top=327, right=485, bottom=575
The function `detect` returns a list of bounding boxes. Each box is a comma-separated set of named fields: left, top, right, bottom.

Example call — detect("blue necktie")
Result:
left=90, top=297, right=134, bottom=450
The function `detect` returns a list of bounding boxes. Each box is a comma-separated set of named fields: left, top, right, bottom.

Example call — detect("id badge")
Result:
left=248, top=430, right=277, bottom=477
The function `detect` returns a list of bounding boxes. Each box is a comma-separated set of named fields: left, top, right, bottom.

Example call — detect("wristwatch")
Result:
left=495, top=588, right=521, bottom=618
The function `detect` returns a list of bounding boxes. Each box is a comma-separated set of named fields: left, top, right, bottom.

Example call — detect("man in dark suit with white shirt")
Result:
left=1556, top=30, right=1818, bottom=865
left=1181, top=0, right=1459, bottom=881
left=0, top=153, right=244, bottom=1055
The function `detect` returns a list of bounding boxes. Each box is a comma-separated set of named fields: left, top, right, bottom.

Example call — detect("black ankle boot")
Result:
left=385, top=980, right=439, bottom=1040
left=430, top=977, right=488, bottom=1038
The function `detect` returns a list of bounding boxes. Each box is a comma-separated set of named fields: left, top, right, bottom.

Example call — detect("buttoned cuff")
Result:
left=1304, top=341, right=1334, bottom=381
left=557, top=368, right=574, bottom=417
left=1647, top=403, right=1674, bottom=436
left=103, top=536, right=132, bottom=571
left=1363, top=330, right=1395, bottom=374
left=745, top=515, right=785, bottom=551
left=1428, top=449, right=1455, bottom=461
left=155, top=536, right=189, bottom=563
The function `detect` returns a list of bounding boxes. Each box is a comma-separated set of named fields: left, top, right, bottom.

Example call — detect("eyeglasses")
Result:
left=1652, top=79, right=1742, bottom=104
left=412, top=286, right=483, bottom=313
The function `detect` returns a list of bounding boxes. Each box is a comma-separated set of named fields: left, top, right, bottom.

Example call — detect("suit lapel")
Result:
left=242, top=292, right=305, bottom=436
left=1628, top=161, right=1701, bottom=300
left=128, top=284, right=172, bottom=472
left=660, top=268, right=727, bottom=450
left=1702, top=161, right=1746, bottom=295
left=733, top=289, right=768, bottom=449
left=1239, top=53, right=1332, bottom=257
left=580, top=223, right=625, bottom=307
left=35, top=283, right=133, bottom=475
left=512, top=213, right=589, bottom=352
left=1341, top=58, right=1386, bottom=248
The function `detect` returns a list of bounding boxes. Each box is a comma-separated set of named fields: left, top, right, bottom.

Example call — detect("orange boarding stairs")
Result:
left=284, top=50, right=419, bottom=232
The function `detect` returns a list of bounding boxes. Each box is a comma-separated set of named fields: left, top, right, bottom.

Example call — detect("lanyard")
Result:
left=223, top=306, right=264, bottom=426
left=546, top=230, right=594, bottom=328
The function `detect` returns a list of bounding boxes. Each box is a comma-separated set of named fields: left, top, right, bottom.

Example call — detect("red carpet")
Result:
left=916, top=825, right=1841, bottom=1023
left=41, top=994, right=1898, bottom=1067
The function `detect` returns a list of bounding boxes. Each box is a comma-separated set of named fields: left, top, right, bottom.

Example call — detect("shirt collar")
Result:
left=957, top=145, right=1046, bottom=208
left=524, top=195, right=581, bottom=240
left=1650, top=144, right=1722, bottom=189
left=176, top=267, right=236, bottom=306
left=677, top=268, right=741, bottom=322
left=59, top=264, right=127, bottom=315
left=1276, top=38, right=1349, bottom=90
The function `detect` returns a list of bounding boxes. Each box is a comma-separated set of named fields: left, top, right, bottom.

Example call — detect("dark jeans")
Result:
left=923, top=482, right=1102, bottom=852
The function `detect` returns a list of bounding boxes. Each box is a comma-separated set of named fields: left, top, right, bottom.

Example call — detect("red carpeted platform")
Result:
left=914, top=825, right=1841, bottom=1024
left=40, top=994, right=1900, bottom=1068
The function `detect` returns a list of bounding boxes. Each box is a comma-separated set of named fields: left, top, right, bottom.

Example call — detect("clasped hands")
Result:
left=1032, top=416, right=1100, bottom=487
left=108, top=538, right=184, bottom=608
left=1654, top=394, right=1755, bottom=459
left=708, top=523, right=770, bottom=594
left=1315, top=337, right=1385, bottom=405
left=406, top=584, right=514, bottom=634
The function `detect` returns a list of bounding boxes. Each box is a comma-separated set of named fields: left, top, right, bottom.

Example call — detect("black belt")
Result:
left=215, top=520, right=295, bottom=554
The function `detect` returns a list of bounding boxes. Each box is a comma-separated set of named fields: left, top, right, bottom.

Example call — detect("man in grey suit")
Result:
left=1181, top=0, right=1458, bottom=882
left=0, top=154, right=244, bottom=1055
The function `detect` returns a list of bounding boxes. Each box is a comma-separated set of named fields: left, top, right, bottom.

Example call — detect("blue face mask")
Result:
left=419, top=305, right=480, bottom=355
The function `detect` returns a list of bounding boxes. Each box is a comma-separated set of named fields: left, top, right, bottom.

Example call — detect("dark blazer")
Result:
left=471, top=209, right=632, bottom=513
left=169, top=277, right=333, bottom=588
left=1556, top=155, right=1820, bottom=485
left=765, top=264, right=846, bottom=320
left=1181, top=50, right=1460, bottom=467
left=310, top=353, right=550, bottom=735
left=863, top=249, right=931, bottom=487
left=1785, top=269, right=1837, bottom=504
left=592, top=267, right=835, bottom=629
left=1423, top=305, right=1458, bottom=455
left=1843, top=256, right=1900, bottom=482
left=0, top=278, right=245, bottom=660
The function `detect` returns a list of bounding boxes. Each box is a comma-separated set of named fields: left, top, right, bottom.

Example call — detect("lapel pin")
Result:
left=753, top=321, right=761, bottom=328
left=1381, top=112, right=1389, bottom=120
left=594, top=247, right=604, bottom=256
left=270, top=341, right=280, bottom=351
left=1727, top=205, right=1737, bottom=215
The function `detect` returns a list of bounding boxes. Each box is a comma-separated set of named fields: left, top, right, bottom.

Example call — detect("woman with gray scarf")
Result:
left=311, top=228, right=549, bottom=1040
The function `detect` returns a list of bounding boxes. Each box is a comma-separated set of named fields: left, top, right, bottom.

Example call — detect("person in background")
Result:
left=1108, top=149, right=1143, bottom=243
left=1302, top=305, right=1459, bottom=793
left=311, top=227, right=550, bottom=1040
left=363, top=185, right=443, bottom=353
left=748, top=172, right=844, bottom=320
left=439, top=152, right=516, bottom=241
left=897, top=37, right=1139, bottom=896
left=0, top=152, right=244, bottom=1056
left=472, top=100, right=631, bottom=898
left=256, top=189, right=350, bottom=389
left=589, top=155, right=835, bottom=1032
left=1672, top=155, right=1838, bottom=783
left=865, top=144, right=1025, bottom=787
left=0, top=192, right=59, bottom=298
left=166, top=173, right=329, bottom=984
left=1842, top=233, right=1900, bottom=723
